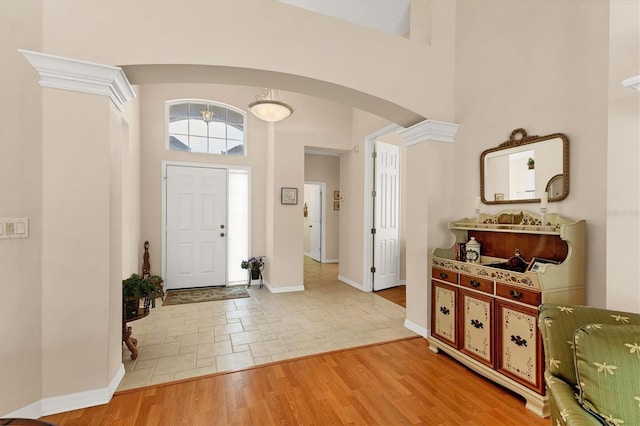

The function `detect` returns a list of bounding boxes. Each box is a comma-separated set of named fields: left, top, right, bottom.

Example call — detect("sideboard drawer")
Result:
left=496, top=283, right=541, bottom=306
left=460, top=274, right=493, bottom=294
left=432, top=267, right=458, bottom=284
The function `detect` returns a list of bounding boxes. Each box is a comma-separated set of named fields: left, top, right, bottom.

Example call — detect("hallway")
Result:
left=118, top=258, right=415, bottom=391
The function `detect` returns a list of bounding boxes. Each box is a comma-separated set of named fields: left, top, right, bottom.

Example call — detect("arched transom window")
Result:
left=166, top=100, right=246, bottom=155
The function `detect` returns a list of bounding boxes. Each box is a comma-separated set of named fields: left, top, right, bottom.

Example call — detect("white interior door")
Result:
left=373, top=141, right=400, bottom=291
left=308, top=184, right=322, bottom=262
left=166, top=165, right=227, bottom=289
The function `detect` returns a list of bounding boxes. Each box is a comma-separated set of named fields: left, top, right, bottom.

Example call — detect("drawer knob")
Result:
left=470, top=280, right=481, bottom=288
left=510, top=335, right=528, bottom=347
left=510, top=289, right=524, bottom=299
left=439, top=306, right=451, bottom=315
left=439, top=272, right=448, bottom=279
left=471, top=319, right=484, bottom=329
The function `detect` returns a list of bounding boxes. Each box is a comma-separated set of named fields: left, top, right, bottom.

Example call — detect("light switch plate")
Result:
left=0, top=218, right=29, bottom=239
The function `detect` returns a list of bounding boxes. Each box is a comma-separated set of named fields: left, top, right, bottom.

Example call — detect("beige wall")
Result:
left=39, top=0, right=454, bottom=125
left=451, top=0, right=611, bottom=309
left=304, top=154, right=341, bottom=262
left=121, top=89, right=142, bottom=279
left=606, top=0, right=640, bottom=312
left=0, top=0, right=44, bottom=415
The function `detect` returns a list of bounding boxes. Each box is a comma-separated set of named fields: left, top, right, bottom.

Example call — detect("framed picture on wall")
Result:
left=281, top=187, right=298, bottom=205
left=333, top=201, right=340, bottom=211
left=334, top=191, right=340, bottom=200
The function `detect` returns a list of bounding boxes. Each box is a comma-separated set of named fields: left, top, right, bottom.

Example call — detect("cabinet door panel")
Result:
left=496, top=301, right=544, bottom=394
left=431, top=281, right=458, bottom=348
left=459, top=290, right=494, bottom=367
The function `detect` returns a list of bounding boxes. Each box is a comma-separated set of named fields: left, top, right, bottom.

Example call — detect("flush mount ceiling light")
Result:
left=200, top=104, right=215, bottom=123
left=248, top=88, right=294, bottom=122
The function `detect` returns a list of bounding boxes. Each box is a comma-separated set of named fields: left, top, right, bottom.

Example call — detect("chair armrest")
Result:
left=546, top=373, right=601, bottom=426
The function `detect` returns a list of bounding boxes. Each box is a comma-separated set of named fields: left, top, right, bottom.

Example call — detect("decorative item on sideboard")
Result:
left=465, top=236, right=481, bottom=263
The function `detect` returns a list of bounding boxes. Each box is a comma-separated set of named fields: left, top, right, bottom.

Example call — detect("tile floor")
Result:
left=118, top=258, right=416, bottom=391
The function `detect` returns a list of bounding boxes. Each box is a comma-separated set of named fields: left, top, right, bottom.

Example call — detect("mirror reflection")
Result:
left=480, top=129, right=569, bottom=204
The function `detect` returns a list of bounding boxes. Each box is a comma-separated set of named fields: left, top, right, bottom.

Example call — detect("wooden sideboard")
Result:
left=428, top=210, right=585, bottom=418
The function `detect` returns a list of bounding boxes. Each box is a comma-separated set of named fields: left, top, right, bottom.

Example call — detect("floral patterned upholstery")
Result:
left=538, top=303, right=640, bottom=426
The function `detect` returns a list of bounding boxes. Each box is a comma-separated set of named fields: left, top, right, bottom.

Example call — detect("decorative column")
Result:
left=398, top=119, right=459, bottom=337
left=20, top=50, right=135, bottom=413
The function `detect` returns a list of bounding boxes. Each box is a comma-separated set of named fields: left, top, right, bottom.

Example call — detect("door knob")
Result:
left=220, top=232, right=225, bottom=237
left=220, top=224, right=225, bottom=229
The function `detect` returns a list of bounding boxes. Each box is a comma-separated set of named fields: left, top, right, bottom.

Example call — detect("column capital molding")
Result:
left=398, top=119, right=460, bottom=146
left=622, top=75, right=640, bottom=91
left=19, top=49, right=135, bottom=111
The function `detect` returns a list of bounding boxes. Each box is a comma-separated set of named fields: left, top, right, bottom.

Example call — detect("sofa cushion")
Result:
left=539, top=304, right=640, bottom=388
left=573, top=324, right=640, bottom=426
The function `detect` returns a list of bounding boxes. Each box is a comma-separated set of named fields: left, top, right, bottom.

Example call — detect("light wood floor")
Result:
left=42, top=337, right=548, bottom=425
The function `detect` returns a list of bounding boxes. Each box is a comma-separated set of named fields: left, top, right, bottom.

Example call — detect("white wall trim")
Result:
left=622, top=75, right=640, bottom=91
left=338, top=274, right=364, bottom=291
left=324, top=258, right=339, bottom=263
left=3, top=364, right=124, bottom=419
left=304, top=149, right=341, bottom=157
left=398, top=119, right=460, bottom=146
left=18, top=49, right=135, bottom=111
left=404, top=319, right=428, bottom=338
left=2, top=400, right=42, bottom=419
left=264, top=282, right=304, bottom=293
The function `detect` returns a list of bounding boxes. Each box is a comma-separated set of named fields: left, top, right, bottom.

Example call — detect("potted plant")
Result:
left=147, top=274, right=165, bottom=300
left=122, top=273, right=157, bottom=319
left=241, top=256, right=264, bottom=279
left=527, top=157, right=535, bottom=169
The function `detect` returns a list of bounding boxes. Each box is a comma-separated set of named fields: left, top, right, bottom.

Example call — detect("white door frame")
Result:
left=362, top=124, right=401, bottom=292
left=161, top=160, right=252, bottom=283
left=304, top=181, right=326, bottom=262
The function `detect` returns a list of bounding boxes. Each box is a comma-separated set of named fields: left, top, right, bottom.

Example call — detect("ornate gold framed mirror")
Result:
left=480, top=128, right=569, bottom=205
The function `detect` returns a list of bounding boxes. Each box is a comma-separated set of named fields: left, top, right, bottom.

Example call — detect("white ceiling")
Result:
left=278, top=0, right=411, bottom=36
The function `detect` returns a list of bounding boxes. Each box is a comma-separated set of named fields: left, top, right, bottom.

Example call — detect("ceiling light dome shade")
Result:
left=249, top=89, right=294, bottom=122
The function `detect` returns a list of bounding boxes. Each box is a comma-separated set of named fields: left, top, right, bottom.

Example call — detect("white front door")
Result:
left=166, top=165, right=227, bottom=289
left=307, top=184, right=322, bottom=262
left=373, top=141, right=400, bottom=291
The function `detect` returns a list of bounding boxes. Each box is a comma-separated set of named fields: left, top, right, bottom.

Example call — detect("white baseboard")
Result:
left=2, top=399, right=42, bottom=419
left=4, top=364, right=125, bottom=418
left=338, top=275, right=364, bottom=291
left=264, top=281, right=304, bottom=293
left=323, top=258, right=339, bottom=263
left=404, top=319, right=428, bottom=338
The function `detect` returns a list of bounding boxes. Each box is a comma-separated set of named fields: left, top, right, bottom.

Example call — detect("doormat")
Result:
left=162, top=286, right=250, bottom=306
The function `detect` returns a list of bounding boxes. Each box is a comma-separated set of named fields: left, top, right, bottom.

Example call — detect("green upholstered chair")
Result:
left=538, top=303, right=640, bottom=425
